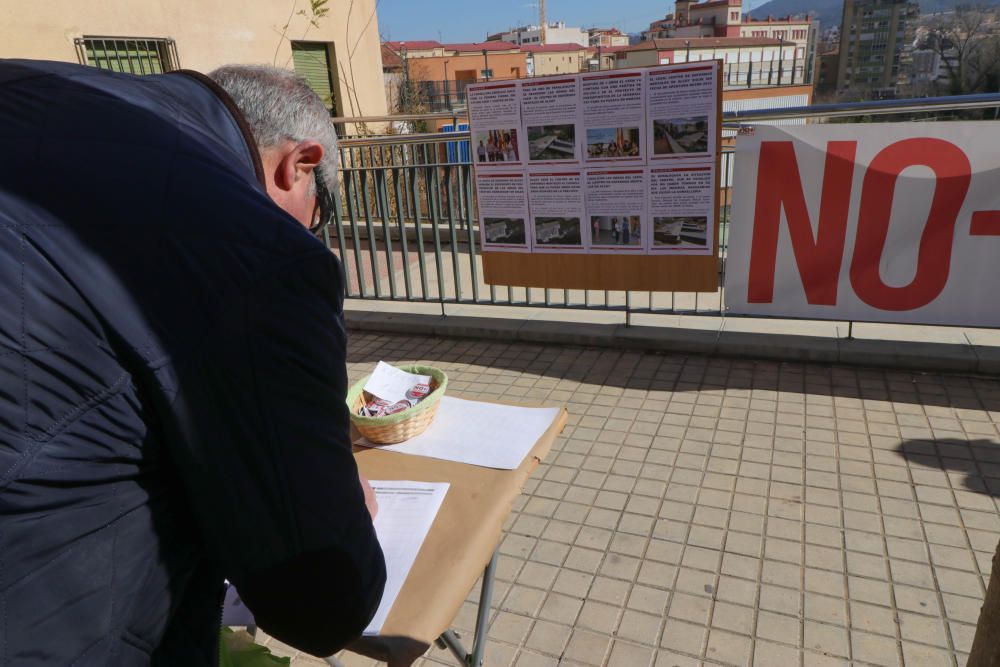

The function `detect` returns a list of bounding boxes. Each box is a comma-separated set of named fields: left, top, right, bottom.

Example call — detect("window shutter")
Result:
left=291, top=42, right=335, bottom=111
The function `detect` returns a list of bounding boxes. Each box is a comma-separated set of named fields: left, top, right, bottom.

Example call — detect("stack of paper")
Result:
left=363, top=481, right=449, bottom=636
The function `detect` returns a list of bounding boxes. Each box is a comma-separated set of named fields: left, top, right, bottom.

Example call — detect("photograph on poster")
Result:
left=527, top=125, right=577, bottom=161
left=652, top=216, right=708, bottom=248
left=586, top=127, right=641, bottom=159
left=591, top=216, right=642, bottom=246
left=534, top=216, right=583, bottom=246
left=653, top=116, right=709, bottom=155
left=484, top=217, right=527, bottom=245
left=474, top=129, right=520, bottom=163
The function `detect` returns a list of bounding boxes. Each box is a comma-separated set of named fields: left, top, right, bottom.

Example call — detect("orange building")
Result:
left=384, top=40, right=527, bottom=115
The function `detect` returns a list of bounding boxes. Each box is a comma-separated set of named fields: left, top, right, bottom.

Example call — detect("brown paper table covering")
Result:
left=346, top=401, right=567, bottom=666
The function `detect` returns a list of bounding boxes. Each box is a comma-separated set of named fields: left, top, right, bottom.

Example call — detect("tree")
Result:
left=272, top=0, right=330, bottom=67
left=924, top=4, right=1000, bottom=96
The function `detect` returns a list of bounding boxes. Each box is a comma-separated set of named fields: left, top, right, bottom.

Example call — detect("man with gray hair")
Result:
left=0, top=59, right=385, bottom=665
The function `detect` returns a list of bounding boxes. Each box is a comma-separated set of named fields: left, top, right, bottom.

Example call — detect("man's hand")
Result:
left=359, top=474, right=378, bottom=520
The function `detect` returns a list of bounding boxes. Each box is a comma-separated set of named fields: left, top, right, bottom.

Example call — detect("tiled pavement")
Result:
left=265, top=332, right=1000, bottom=667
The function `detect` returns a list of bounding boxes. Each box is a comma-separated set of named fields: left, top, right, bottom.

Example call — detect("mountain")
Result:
left=747, top=0, right=843, bottom=29
left=748, top=0, right=1000, bottom=31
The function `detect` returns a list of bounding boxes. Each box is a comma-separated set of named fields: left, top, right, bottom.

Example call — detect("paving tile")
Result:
left=803, top=621, right=850, bottom=659
left=524, top=620, right=572, bottom=655
left=563, top=629, right=612, bottom=666
left=334, top=334, right=1000, bottom=667
left=897, top=612, right=950, bottom=649
left=607, top=641, right=655, bottom=667
left=851, top=631, right=901, bottom=666
left=754, top=639, right=801, bottom=666
left=900, top=642, right=955, bottom=666
left=490, top=611, right=533, bottom=644
left=577, top=600, right=621, bottom=635
left=756, top=610, right=800, bottom=644
left=705, top=629, right=752, bottom=666
left=654, top=649, right=702, bottom=667
left=660, top=619, right=706, bottom=656
left=849, top=601, right=898, bottom=637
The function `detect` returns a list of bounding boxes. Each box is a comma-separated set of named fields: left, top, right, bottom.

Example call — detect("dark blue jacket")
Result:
left=0, top=60, right=385, bottom=665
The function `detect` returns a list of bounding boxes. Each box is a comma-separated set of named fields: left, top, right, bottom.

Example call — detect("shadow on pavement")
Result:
left=346, top=331, right=1000, bottom=413
left=896, top=438, right=1000, bottom=496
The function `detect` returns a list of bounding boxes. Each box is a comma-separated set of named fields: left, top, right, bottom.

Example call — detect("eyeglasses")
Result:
left=309, top=164, right=333, bottom=237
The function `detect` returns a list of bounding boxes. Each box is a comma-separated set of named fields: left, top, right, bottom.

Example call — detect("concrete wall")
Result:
left=530, top=50, right=588, bottom=76
left=0, top=0, right=387, bottom=119
left=613, top=49, right=662, bottom=68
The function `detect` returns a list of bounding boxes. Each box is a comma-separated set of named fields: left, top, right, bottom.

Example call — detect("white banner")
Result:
left=726, top=123, right=1000, bottom=327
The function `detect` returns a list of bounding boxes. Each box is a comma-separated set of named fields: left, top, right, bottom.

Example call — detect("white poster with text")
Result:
left=527, top=171, right=586, bottom=253
left=475, top=172, right=531, bottom=253
left=648, top=166, right=715, bottom=255
left=521, top=77, right=582, bottom=166
left=466, top=81, right=525, bottom=167
left=585, top=169, right=647, bottom=253
left=580, top=69, right=646, bottom=165
left=646, top=63, right=718, bottom=164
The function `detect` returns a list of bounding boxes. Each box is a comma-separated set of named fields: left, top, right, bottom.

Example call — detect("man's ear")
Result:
left=273, top=140, right=325, bottom=193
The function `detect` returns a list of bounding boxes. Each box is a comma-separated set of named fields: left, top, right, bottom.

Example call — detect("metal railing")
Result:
left=324, top=93, right=1000, bottom=322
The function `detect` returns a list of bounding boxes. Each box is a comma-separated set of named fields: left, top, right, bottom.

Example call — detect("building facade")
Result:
left=383, top=41, right=527, bottom=113
left=640, top=0, right=816, bottom=80
left=522, top=43, right=590, bottom=76
left=836, top=0, right=920, bottom=97
left=588, top=28, right=631, bottom=47
left=488, top=22, right=589, bottom=47
left=615, top=37, right=808, bottom=88
left=0, top=0, right=387, bottom=120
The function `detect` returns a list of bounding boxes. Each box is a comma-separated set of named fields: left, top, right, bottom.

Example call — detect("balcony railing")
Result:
left=391, top=62, right=810, bottom=117
left=323, top=93, right=1000, bottom=321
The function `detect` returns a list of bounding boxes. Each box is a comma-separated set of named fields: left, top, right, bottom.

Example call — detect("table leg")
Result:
left=434, top=549, right=498, bottom=667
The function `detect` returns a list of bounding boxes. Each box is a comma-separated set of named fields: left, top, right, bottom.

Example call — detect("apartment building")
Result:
left=588, top=27, right=631, bottom=47
left=487, top=22, right=589, bottom=47
left=836, top=0, right=920, bottom=97
left=640, top=0, right=816, bottom=81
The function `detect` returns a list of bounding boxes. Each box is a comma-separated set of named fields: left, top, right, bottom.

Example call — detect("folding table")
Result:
left=332, top=403, right=567, bottom=667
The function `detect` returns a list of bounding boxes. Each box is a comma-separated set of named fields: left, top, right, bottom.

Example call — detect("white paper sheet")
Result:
left=648, top=165, right=714, bottom=255
left=476, top=172, right=532, bottom=253
left=585, top=169, right=648, bottom=253
left=522, top=77, right=581, bottom=166
left=580, top=69, right=646, bottom=166
left=466, top=81, right=526, bottom=169
left=357, top=397, right=560, bottom=470
left=363, top=361, right=432, bottom=404
left=364, top=481, right=450, bottom=636
left=527, top=170, right=586, bottom=254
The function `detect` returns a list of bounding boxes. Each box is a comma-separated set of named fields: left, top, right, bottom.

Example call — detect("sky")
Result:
left=376, top=0, right=770, bottom=44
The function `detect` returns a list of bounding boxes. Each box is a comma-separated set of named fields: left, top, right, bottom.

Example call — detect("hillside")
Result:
left=748, top=0, right=1000, bottom=31
left=747, top=0, right=842, bottom=28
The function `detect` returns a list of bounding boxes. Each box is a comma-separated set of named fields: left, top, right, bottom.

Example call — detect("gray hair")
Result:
left=207, top=64, right=338, bottom=193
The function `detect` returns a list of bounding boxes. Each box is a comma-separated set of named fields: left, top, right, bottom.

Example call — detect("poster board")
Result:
left=726, top=123, right=1000, bottom=327
left=467, top=62, right=722, bottom=292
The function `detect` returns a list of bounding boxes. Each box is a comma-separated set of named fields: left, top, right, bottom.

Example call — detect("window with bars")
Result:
left=291, top=41, right=337, bottom=112
left=75, top=36, right=179, bottom=74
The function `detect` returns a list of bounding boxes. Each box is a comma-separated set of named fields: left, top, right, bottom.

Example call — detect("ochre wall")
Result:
left=0, top=0, right=388, bottom=119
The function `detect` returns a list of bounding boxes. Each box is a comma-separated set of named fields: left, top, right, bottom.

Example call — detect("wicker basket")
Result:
left=347, top=365, right=448, bottom=445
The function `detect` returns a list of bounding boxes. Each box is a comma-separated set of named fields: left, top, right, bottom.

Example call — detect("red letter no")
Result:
left=850, top=138, right=970, bottom=311
left=748, top=141, right=857, bottom=304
